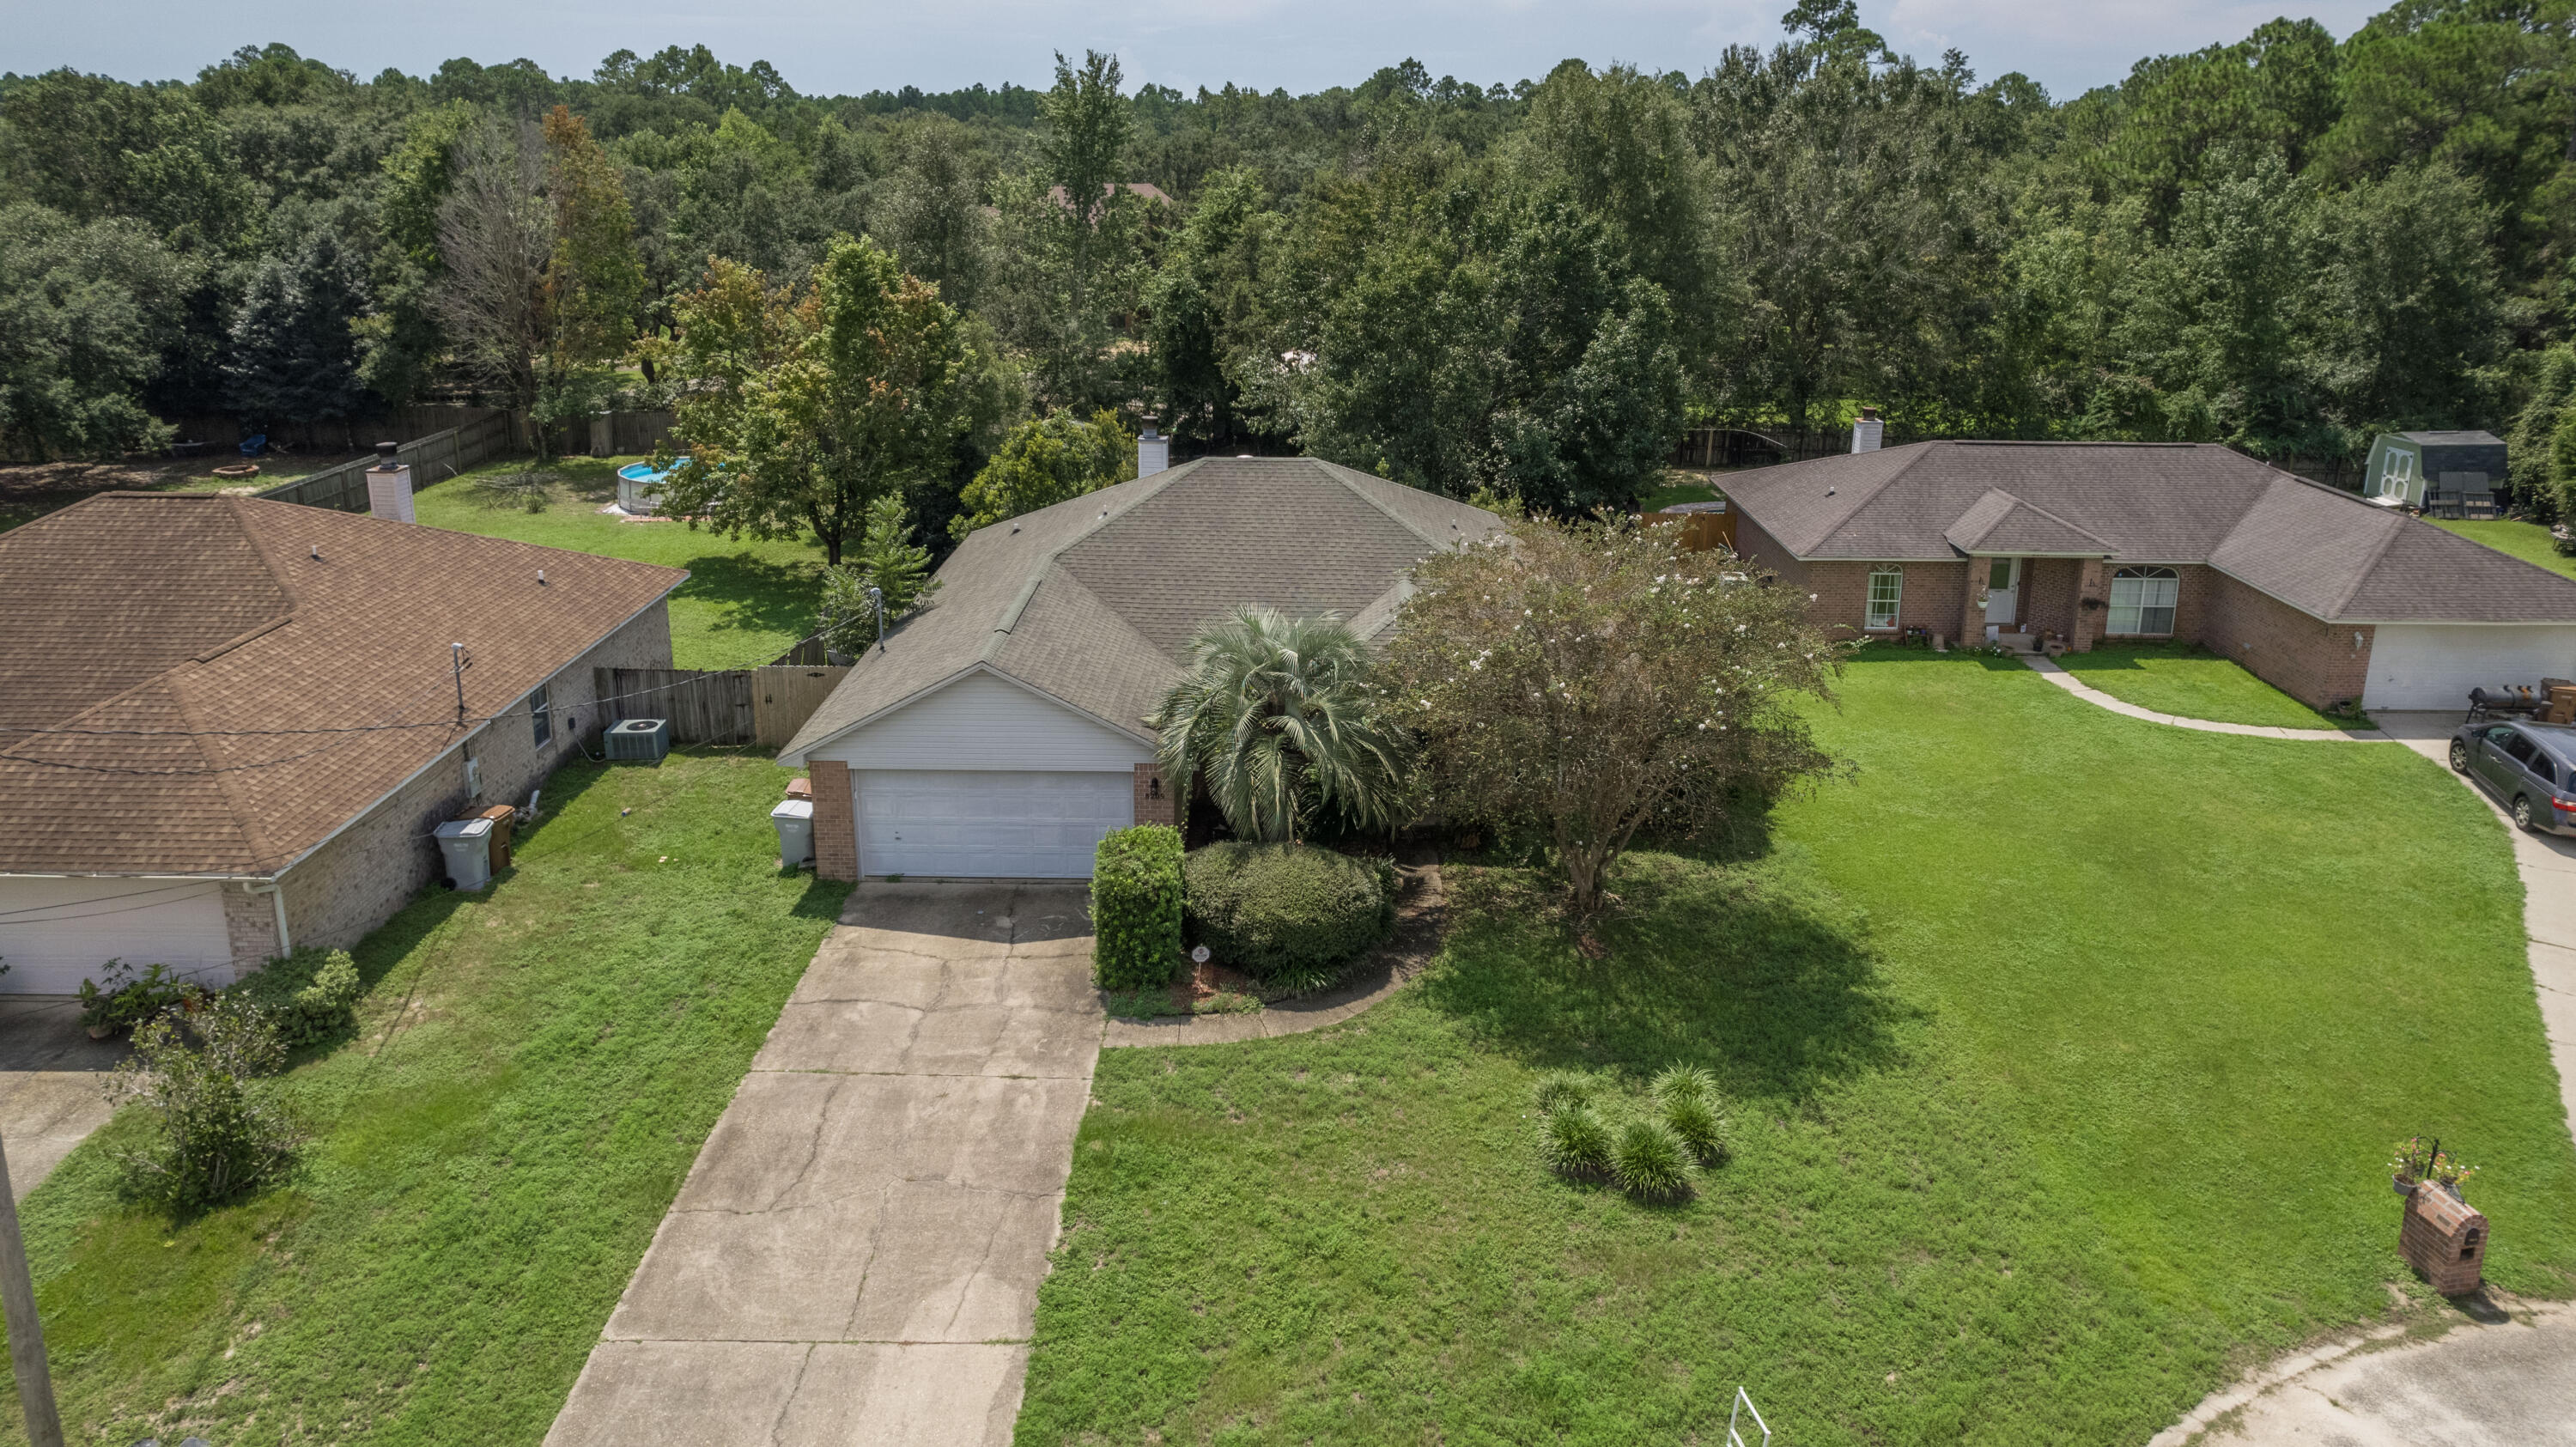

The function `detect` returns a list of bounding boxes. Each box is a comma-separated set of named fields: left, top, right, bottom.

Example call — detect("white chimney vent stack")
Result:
left=1850, top=407, right=1884, bottom=454
left=1137, top=416, right=1169, bottom=478
left=365, top=441, right=416, bottom=522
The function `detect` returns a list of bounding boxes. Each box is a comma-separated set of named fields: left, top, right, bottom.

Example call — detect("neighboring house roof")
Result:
left=0, top=493, right=687, bottom=877
left=781, top=457, right=1504, bottom=761
left=1720, top=441, right=2576, bottom=624
left=2393, top=430, right=2505, bottom=447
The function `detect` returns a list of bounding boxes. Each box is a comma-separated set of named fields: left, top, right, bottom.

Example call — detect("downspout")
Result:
left=244, top=879, right=291, bottom=960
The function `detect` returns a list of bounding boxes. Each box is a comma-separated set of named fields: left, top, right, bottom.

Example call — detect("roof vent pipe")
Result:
left=1851, top=407, right=1884, bottom=455
left=1137, top=416, right=1169, bottom=478
left=366, top=441, right=416, bottom=523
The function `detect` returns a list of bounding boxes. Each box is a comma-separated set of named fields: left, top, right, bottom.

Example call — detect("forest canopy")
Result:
left=5, top=3, right=2575, bottom=517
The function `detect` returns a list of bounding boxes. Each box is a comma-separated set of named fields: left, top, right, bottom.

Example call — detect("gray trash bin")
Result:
left=434, top=817, right=495, bottom=891
left=771, top=799, right=815, bottom=867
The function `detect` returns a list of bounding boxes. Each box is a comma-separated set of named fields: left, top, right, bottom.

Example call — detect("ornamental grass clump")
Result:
left=1532, top=1070, right=1599, bottom=1116
left=1652, top=1065, right=1728, bottom=1166
left=1610, top=1117, right=1696, bottom=1201
left=1539, top=1103, right=1615, bottom=1179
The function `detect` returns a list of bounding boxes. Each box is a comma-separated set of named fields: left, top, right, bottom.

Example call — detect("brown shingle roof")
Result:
left=1722, top=441, right=2576, bottom=623
left=0, top=494, right=686, bottom=876
left=781, top=458, right=1504, bottom=757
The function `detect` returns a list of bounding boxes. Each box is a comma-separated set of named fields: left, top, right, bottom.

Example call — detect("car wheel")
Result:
left=2450, top=740, right=2471, bottom=773
left=2514, top=795, right=2538, bottom=832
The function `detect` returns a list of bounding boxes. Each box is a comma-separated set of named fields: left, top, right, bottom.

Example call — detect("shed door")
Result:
left=855, top=770, right=1133, bottom=879
left=2362, top=624, right=2576, bottom=710
left=0, top=878, right=234, bottom=994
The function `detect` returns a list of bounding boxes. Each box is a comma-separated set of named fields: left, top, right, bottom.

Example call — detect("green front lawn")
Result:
left=1637, top=474, right=1720, bottom=512
left=3, top=751, right=848, bottom=1446
left=413, top=457, right=829, bottom=669
left=2057, top=641, right=2356, bottom=729
left=2430, top=517, right=2576, bottom=582
left=1019, top=651, right=2576, bottom=1444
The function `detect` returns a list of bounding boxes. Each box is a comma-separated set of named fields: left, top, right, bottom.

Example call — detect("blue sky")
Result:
left=10, top=0, right=2388, bottom=102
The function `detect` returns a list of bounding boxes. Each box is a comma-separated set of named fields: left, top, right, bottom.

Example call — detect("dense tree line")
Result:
left=5, top=1, right=2576, bottom=518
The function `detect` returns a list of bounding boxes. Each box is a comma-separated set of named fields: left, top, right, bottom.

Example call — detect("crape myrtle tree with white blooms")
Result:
left=1384, top=514, right=1844, bottom=916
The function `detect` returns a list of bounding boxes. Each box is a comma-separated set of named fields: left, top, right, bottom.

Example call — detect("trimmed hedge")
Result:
left=1182, top=842, right=1395, bottom=982
left=1092, top=825, right=1184, bottom=990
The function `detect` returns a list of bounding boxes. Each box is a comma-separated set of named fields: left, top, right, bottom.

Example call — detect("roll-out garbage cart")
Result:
left=434, top=816, right=495, bottom=891
left=772, top=799, right=815, bottom=867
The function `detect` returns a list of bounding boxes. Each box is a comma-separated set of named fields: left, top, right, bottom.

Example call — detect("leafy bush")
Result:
left=230, top=946, right=362, bottom=1048
left=1610, top=1117, right=1696, bottom=1201
left=1092, top=825, right=1184, bottom=990
left=1182, top=842, right=1394, bottom=985
left=109, top=996, right=300, bottom=1217
left=76, top=959, right=197, bottom=1037
left=1540, top=1104, right=1614, bottom=1178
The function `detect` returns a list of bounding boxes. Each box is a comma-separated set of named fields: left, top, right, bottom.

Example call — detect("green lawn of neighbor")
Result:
left=2430, top=517, right=2576, bottom=582
left=2, top=751, right=848, bottom=1446
left=2056, top=641, right=2359, bottom=729
left=414, top=456, right=829, bottom=669
left=1018, top=649, right=2576, bottom=1445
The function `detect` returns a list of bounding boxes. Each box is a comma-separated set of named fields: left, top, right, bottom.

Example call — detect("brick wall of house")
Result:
left=811, top=760, right=855, bottom=881
left=1133, top=762, right=1177, bottom=830
left=221, top=883, right=282, bottom=974
left=2199, top=571, right=2375, bottom=708
left=277, top=601, right=677, bottom=954
left=2023, top=558, right=2082, bottom=641
left=1731, top=514, right=1807, bottom=585
left=1798, top=559, right=1969, bottom=641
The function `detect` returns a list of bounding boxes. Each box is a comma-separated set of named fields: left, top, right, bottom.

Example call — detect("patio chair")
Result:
left=2426, top=488, right=2466, bottom=520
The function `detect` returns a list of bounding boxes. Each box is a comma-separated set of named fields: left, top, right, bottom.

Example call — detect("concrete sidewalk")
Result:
left=547, top=882, right=1099, bottom=1447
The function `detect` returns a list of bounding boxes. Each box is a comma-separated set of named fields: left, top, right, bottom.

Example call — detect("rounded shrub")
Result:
left=1540, top=1104, right=1614, bottom=1179
left=1093, top=825, right=1184, bottom=991
left=1610, top=1117, right=1696, bottom=1201
left=1182, top=842, right=1395, bottom=986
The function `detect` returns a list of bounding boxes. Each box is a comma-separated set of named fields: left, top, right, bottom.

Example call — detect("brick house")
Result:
left=0, top=493, right=684, bottom=994
left=1718, top=441, right=2576, bottom=710
left=780, top=457, right=1504, bottom=882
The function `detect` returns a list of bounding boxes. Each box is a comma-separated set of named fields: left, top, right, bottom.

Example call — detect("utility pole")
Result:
left=0, top=1133, right=66, bottom=1447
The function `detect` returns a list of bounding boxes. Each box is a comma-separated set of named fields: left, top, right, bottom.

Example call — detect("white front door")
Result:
left=855, top=769, right=1134, bottom=879
left=1984, top=557, right=2020, bottom=625
left=0, top=878, right=236, bottom=994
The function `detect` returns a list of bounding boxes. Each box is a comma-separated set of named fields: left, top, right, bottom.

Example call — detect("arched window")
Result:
left=1865, top=568, right=1903, bottom=631
left=2109, top=566, right=2179, bottom=635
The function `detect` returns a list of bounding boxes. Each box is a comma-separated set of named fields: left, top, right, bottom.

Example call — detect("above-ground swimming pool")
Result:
left=616, top=461, right=671, bottom=514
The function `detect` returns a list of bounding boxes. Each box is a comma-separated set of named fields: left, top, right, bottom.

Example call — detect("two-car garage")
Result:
left=2362, top=623, right=2576, bottom=711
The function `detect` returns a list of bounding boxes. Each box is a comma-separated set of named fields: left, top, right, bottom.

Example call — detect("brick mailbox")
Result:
left=2399, top=1185, right=2487, bottom=1296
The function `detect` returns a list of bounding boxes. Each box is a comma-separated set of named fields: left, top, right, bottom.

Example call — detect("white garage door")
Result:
left=2364, top=624, right=2576, bottom=710
left=856, top=770, right=1133, bottom=879
left=0, top=878, right=234, bottom=994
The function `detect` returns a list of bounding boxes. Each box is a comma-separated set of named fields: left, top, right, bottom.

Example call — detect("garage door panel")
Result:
left=857, top=770, right=1133, bottom=879
left=0, top=879, right=235, bottom=994
left=2364, top=624, right=2576, bottom=710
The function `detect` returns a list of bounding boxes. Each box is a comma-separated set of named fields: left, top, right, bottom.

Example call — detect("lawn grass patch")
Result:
left=412, top=455, right=829, bottom=668
left=1637, top=477, right=1719, bottom=512
left=1018, top=650, right=2576, bottom=1445
left=2428, top=517, right=2576, bottom=581
left=1, top=751, right=848, bottom=1446
left=2055, top=640, right=2358, bottom=728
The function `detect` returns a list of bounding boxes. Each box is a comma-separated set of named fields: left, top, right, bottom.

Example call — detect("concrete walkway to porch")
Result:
left=2017, top=654, right=2393, bottom=741
left=546, top=882, right=1100, bottom=1447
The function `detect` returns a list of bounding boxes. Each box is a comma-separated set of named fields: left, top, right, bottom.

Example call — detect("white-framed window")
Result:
left=2108, top=566, right=2179, bottom=635
left=530, top=682, right=553, bottom=748
left=1865, top=568, right=1903, bottom=631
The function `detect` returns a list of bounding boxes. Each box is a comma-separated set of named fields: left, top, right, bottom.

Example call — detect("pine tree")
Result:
left=817, top=494, right=942, bottom=653
left=223, top=228, right=370, bottom=427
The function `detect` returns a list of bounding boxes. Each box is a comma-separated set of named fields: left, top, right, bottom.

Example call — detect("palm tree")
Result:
left=1151, top=607, right=1413, bottom=842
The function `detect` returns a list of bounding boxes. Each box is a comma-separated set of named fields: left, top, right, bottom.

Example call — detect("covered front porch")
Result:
left=1958, top=553, right=2113, bottom=653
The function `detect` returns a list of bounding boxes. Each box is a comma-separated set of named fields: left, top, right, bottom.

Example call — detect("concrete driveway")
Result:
left=548, top=882, right=1098, bottom=1447
left=0, top=996, right=124, bottom=1201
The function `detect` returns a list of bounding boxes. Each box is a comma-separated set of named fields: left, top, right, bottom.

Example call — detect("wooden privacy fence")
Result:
left=252, top=413, right=516, bottom=512
left=597, top=664, right=853, bottom=749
